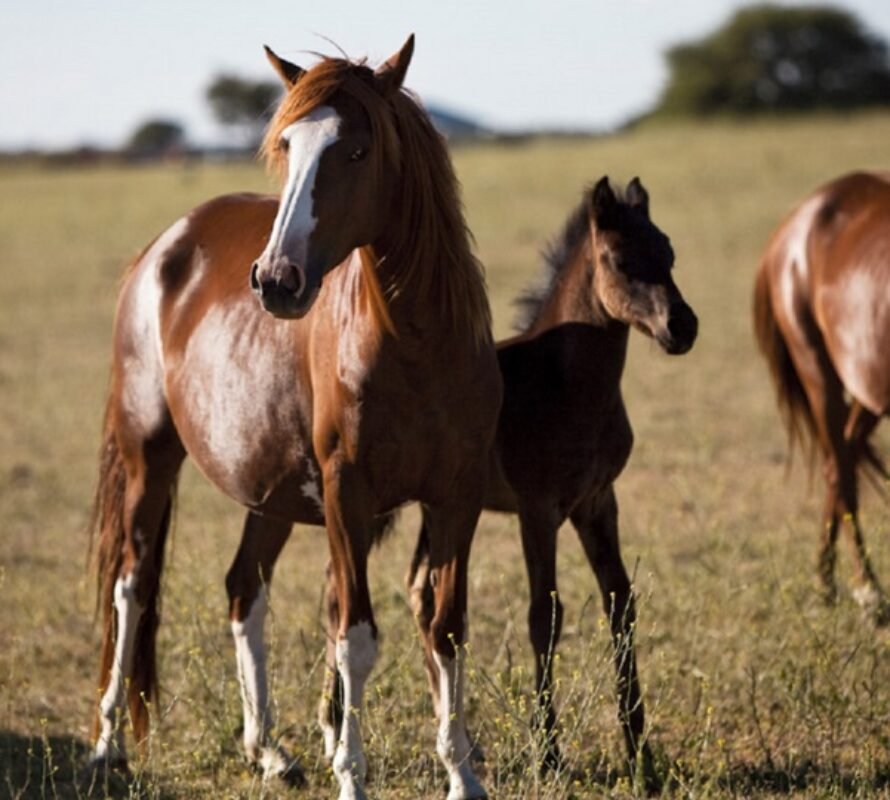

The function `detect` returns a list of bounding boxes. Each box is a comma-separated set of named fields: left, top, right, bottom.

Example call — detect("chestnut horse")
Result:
left=321, top=177, right=698, bottom=782
left=754, top=171, right=890, bottom=624
left=88, top=37, right=501, bottom=800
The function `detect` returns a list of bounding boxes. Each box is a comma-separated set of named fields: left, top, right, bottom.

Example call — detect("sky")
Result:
left=3, top=0, right=890, bottom=150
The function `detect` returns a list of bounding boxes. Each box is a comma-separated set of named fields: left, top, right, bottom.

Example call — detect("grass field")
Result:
left=2, top=113, right=890, bottom=799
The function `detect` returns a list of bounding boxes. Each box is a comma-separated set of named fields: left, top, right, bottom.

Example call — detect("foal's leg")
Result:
left=225, top=512, right=300, bottom=781
left=91, top=435, right=183, bottom=769
left=570, top=487, right=655, bottom=785
left=421, top=499, right=488, bottom=800
left=516, top=502, right=564, bottom=771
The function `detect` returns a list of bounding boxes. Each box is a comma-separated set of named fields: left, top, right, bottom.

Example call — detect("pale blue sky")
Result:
left=3, top=0, right=890, bottom=149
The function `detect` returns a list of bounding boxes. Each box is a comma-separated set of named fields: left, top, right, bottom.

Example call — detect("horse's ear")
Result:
left=590, top=176, right=619, bottom=228
left=264, top=45, right=304, bottom=87
left=627, top=176, right=650, bottom=216
left=376, top=34, right=415, bottom=95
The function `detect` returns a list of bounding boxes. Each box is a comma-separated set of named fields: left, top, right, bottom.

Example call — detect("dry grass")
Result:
left=2, top=114, right=890, bottom=798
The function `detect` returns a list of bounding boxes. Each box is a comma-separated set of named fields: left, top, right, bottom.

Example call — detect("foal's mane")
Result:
left=513, top=188, right=593, bottom=333
left=514, top=182, right=641, bottom=333
left=262, top=55, right=491, bottom=344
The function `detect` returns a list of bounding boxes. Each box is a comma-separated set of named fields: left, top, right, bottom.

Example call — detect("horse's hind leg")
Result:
left=840, top=402, right=888, bottom=622
left=91, top=425, right=184, bottom=769
left=516, top=502, right=563, bottom=772
left=405, top=509, right=442, bottom=712
left=570, top=486, right=655, bottom=787
left=225, top=512, right=301, bottom=782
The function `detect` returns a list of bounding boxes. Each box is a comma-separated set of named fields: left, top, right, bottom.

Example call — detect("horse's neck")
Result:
left=519, top=250, right=631, bottom=385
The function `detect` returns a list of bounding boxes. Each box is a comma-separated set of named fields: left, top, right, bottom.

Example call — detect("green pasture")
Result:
left=2, top=114, right=890, bottom=798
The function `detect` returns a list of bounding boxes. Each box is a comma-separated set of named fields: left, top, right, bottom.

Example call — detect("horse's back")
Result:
left=761, top=172, right=890, bottom=416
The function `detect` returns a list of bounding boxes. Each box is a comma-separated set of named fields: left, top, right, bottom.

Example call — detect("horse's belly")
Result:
left=164, top=305, right=323, bottom=522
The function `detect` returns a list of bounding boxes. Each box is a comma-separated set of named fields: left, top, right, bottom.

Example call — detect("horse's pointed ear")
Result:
left=376, top=34, right=415, bottom=95
left=264, top=45, right=304, bottom=87
left=590, top=176, right=618, bottom=228
left=627, top=176, right=650, bottom=216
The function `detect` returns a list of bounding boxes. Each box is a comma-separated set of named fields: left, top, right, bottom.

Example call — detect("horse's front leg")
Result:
left=225, top=512, right=303, bottom=784
left=323, top=462, right=378, bottom=800
left=423, top=495, right=488, bottom=800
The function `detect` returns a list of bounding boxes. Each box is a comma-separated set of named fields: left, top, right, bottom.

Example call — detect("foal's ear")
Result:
left=264, top=45, right=305, bottom=87
left=376, top=34, right=415, bottom=95
left=627, top=176, right=650, bottom=216
left=590, top=176, right=619, bottom=228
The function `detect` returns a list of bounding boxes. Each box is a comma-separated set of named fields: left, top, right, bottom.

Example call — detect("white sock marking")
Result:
left=434, top=647, right=487, bottom=800
left=231, top=586, right=273, bottom=764
left=333, top=622, right=378, bottom=800
left=93, top=573, right=143, bottom=763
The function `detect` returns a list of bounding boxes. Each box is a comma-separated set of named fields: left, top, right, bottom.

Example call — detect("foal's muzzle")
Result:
left=250, top=259, right=317, bottom=319
left=661, top=301, right=698, bottom=355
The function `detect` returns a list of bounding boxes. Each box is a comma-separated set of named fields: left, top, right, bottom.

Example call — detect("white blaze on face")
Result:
left=262, top=105, right=342, bottom=271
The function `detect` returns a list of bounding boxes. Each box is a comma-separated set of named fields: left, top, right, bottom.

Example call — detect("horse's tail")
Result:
left=753, top=262, right=817, bottom=470
left=89, top=393, right=175, bottom=746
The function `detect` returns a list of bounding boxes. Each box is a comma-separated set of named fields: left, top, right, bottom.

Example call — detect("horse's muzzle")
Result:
left=662, top=302, right=698, bottom=355
left=250, top=260, right=317, bottom=319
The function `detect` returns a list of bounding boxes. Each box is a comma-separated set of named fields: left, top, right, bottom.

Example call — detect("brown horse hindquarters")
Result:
left=755, top=172, right=890, bottom=621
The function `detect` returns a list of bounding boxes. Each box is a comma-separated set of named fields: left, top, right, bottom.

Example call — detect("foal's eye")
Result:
left=348, top=147, right=367, bottom=163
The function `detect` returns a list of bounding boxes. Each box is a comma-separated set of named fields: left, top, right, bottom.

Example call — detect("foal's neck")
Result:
left=525, top=241, right=625, bottom=344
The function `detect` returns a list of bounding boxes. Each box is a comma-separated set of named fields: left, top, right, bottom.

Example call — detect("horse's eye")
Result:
left=278, top=137, right=290, bottom=153
left=349, top=147, right=367, bottom=163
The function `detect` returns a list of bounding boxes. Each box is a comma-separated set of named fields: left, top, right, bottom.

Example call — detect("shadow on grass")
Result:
left=0, top=730, right=175, bottom=799
left=719, top=759, right=890, bottom=796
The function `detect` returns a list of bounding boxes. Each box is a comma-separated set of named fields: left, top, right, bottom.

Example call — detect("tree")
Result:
left=206, top=75, right=281, bottom=147
left=653, top=4, right=890, bottom=116
left=125, top=119, right=185, bottom=157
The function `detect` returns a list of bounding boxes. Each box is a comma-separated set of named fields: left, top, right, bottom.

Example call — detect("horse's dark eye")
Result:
left=349, top=147, right=367, bottom=163
left=278, top=137, right=289, bottom=153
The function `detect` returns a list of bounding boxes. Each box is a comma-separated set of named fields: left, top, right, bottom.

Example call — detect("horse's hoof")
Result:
left=870, top=600, right=890, bottom=628
left=539, top=744, right=564, bottom=776
left=252, top=746, right=306, bottom=788
left=852, top=584, right=890, bottom=626
left=634, top=744, right=662, bottom=796
left=80, top=755, right=131, bottom=794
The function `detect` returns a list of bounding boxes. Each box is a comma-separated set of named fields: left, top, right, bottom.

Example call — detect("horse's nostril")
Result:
left=250, top=262, right=261, bottom=293
left=287, top=264, right=306, bottom=297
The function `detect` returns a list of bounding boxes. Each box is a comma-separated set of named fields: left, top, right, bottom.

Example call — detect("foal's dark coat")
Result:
left=406, top=177, right=697, bottom=778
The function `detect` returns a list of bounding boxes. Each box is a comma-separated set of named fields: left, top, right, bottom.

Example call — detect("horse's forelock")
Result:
left=260, top=51, right=491, bottom=345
